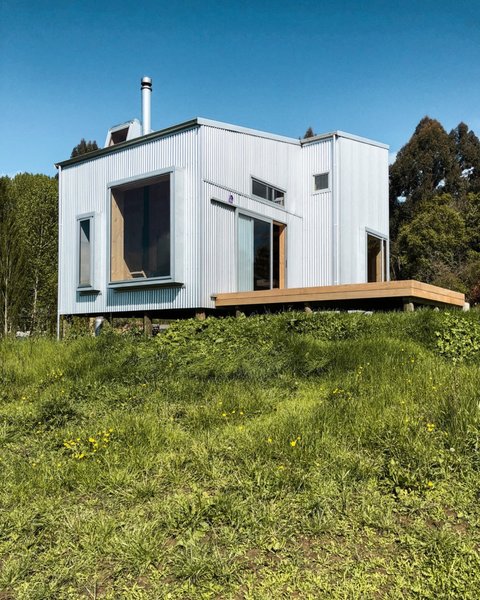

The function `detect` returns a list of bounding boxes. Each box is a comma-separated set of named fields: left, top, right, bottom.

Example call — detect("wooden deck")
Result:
left=213, top=280, right=465, bottom=311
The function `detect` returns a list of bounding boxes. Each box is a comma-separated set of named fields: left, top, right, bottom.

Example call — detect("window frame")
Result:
left=76, top=213, right=96, bottom=292
left=251, top=177, right=286, bottom=208
left=107, top=168, right=181, bottom=289
left=365, top=229, right=389, bottom=283
left=313, top=172, right=330, bottom=193
left=236, top=208, right=287, bottom=291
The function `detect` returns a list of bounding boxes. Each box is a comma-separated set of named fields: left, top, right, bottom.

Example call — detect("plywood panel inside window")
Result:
left=110, top=175, right=171, bottom=282
left=367, top=234, right=384, bottom=283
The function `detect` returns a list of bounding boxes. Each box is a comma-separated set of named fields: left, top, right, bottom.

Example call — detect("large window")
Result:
left=110, top=174, right=171, bottom=282
left=251, top=178, right=285, bottom=206
left=78, top=215, right=94, bottom=289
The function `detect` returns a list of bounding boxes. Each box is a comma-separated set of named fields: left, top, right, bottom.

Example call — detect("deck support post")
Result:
left=144, top=313, right=153, bottom=336
left=403, top=300, right=415, bottom=312
left=195, top=310, right=206, bottom=321
left=89, top=317, right=96, bottom=336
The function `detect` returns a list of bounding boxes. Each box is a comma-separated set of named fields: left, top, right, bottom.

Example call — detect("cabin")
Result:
left=56, top=78, right=464, bottom=332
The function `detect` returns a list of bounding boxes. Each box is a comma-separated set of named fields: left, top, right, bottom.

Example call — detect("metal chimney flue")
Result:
left=141, top=76, right=152, bottom=135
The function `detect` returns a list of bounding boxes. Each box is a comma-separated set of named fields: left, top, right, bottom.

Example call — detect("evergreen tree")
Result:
left=11, top=174, right=58, bottom=334
left=389, top=117, right=459, bottom=231
left=70, top=138, right=99, bottom=158
left=303, top=127, right=315, bottom=139
left=0, top=177, right=27, bottom=335
left=449, top=123, right=480, bottom=193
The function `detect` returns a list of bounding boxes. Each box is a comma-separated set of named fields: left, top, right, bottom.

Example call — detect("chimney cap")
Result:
left=141, top=76, right=152, bottom=88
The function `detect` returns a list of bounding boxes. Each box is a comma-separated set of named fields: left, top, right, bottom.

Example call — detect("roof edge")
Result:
left=301, top=130, right=389, bottom=149
left=196, top=117, right=301, bottom=145
left=56, top=118, right=200, bottom=168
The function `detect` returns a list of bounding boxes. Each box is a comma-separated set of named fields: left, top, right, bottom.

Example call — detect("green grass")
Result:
left=1, top=310, right=480, bottom=598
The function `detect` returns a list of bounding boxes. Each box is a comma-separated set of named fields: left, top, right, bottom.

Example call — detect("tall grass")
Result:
left=1, top=310, right=480, bottom=598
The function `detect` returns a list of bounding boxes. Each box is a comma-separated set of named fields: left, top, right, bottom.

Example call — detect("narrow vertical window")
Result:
left=367, top=233, right=387, bottom=283
left=79, top=218, right=92, bottom=287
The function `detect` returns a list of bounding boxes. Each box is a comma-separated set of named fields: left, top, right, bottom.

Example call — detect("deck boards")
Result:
left=214, top=280, right=465, bottom=309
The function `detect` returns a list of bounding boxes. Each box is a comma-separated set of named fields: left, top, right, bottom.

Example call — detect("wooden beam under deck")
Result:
left=214, top=280, right=465, bottom=310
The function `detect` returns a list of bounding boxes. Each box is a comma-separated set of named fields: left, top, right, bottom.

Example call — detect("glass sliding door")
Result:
left=237, top=214, right=285, bottom=291
left=253, top=219, right=271, bottom=290
left=238, top=214, right=254, bottom=292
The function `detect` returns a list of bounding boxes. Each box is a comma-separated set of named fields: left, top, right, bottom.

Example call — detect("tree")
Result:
left=0, top=177, right=27, bottom=335
left=70, top=138, right=98, bottom=158
left=11, top=174, right=58, bottom=334
left=389, top=117, right=459, bottom=234
left=449, top=123, right=480, bottom=193
left=303, top=127, right=315, bottom=139
left=396, top=194, right=467, bottom=287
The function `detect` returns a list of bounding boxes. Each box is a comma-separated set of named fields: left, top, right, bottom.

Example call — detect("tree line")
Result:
left=0, top=140, right=97, bottom=335
left=1, top=125, right=479, bottom=336
left=390, top=118, right=480, bottom=303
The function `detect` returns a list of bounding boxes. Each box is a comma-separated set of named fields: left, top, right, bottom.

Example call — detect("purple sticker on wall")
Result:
left=228, top=194, right=234, bottom=204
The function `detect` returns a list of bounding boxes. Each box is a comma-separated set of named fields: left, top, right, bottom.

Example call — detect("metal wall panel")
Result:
left=58, top=128, right=200, bottom=315
left=58, top=121, right=389, bottom=317
left=300, top=138, right=334, bottom=286
left=200, top=125, right=306, bottom=299
left=337, top=137, right=389, bottom=284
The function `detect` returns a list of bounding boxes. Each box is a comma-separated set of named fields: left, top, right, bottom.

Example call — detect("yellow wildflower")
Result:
left=290, top=440, right=297, bottom=447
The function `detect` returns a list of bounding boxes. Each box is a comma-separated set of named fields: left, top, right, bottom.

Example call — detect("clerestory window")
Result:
left=251, top=178, right=285, bottom=206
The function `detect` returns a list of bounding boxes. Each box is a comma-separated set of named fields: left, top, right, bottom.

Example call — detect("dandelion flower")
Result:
left=290, top=440, right=297, bottom=447
left=267, top=438, right=273, bottom=444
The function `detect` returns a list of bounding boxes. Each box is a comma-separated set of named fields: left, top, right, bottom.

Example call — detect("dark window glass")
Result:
left=253, top=219, right=271, bottom=290
left=314, top=173, right=329, bottom=191
left=252, top=178, right=285, bottom=206
left=252, top=180, right=268, bottom=200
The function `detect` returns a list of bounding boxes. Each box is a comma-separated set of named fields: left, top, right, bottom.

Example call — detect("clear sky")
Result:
left=1, top=0, right=479, bottom=177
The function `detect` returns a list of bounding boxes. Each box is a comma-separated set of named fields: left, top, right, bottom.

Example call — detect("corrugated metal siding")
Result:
left=300, top=138, right=333, bottom=286
left=59, top=121, right=388, bottom=316
left=58, top=128, right=200, bottom=315
left=200, top=125, right=305, bottom=304
left=337, top=138, right=389, bottom=284
left=202, top=125, right=301, bottom=212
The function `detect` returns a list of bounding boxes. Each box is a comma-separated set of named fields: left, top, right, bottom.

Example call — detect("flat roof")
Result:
left=56, top=118, right=388, bottom=168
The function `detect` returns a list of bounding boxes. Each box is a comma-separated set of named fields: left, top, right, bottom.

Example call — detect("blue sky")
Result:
left=1, top=0, right=479, bottom=176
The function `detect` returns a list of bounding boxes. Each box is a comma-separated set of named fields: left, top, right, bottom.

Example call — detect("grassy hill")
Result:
left=1, top=310, right=480, bottom=599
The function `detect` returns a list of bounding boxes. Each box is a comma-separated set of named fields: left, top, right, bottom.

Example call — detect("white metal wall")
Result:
left=58, top=122, right=389, bottom=317
left=58, top=127, right=200, bottom=315
left=300, top=138, right=334, bottom=287
left=337, top=137, right=389, bottom=284
left=200, top=125, right=305, bottom=303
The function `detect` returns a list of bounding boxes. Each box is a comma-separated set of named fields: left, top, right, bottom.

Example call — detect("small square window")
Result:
left=314, top=173, right=329, bottom=191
